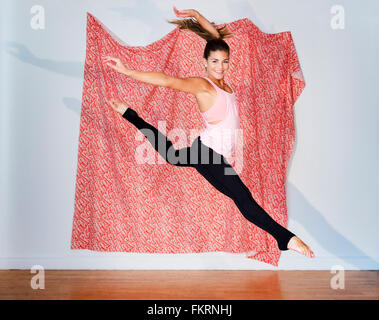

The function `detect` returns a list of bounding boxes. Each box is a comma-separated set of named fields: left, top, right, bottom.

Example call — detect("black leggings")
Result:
left=122, top=107, right=296, bottom=251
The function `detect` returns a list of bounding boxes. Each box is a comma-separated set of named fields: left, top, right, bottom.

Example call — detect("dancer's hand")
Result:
left=173, top=6, right=199, bottom=19
left=104, top=56, right=131, bottom=76
left=107, top=99, right=128, bottom=115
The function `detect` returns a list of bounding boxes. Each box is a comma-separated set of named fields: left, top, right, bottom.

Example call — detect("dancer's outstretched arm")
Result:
left=103, top=56, right=205, bottom=95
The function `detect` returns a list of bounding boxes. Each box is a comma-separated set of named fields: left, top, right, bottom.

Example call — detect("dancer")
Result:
left=104, top=7, right=314, bottom=258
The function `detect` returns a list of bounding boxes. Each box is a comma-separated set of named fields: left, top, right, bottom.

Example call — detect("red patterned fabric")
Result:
left=70, top=13, right=305, bottom=266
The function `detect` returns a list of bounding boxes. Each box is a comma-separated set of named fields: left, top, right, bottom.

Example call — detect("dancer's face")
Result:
left=204, top=50, right=230, bottom=80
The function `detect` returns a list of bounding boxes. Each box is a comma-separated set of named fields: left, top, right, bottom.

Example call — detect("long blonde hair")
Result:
left=167, top=17, right=234, bottom=41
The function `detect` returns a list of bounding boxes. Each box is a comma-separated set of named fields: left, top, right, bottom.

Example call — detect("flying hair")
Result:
left=166, top=17, right=234, bottom=41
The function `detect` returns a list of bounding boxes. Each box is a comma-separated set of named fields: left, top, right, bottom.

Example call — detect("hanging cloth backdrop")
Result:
left=71, top=13, right=306, bottom=266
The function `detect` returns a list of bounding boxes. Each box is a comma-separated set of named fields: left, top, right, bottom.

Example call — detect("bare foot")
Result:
left=287, top=236, right=315, bottom=258
left=107, top=99, right=128, bottom=115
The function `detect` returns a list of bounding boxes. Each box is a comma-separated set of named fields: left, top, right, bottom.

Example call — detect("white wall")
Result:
left=1, top=0, right=378, bottom=270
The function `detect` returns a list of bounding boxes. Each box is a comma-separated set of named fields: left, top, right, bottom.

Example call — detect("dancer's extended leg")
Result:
left=122, top=107, right=194, bottom=167
left=192, top=142, right=296, bottom=251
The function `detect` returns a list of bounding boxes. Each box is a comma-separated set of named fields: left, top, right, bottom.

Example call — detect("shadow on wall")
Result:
left=3, top=26, right=378, bottom=270
left=287, top=182, right=379, bottom=269
left=4, top=41, right=83, bottom=77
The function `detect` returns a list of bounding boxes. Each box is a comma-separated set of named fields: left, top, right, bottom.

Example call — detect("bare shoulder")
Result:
left=166, top=76, right=211, bottom=95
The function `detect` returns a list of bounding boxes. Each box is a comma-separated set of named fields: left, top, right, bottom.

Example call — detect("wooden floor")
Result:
left=0, top=270, right=378, bottom=300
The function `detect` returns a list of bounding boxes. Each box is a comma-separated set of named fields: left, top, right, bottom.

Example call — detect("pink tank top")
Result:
left=200, top=77, right=230, bottom=123
left=199, top=76, right=240, bottom=159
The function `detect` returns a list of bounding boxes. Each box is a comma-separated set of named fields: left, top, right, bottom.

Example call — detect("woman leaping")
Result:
left=103, top=7, right=315, bottom=258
